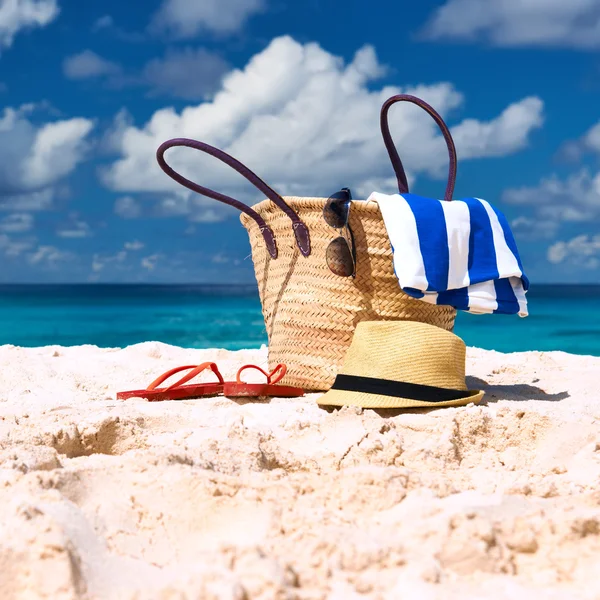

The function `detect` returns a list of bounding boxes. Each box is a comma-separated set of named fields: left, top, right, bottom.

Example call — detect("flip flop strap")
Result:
left=235, top=363, right=287, bottom=385
left=147, top=362, right=224, bottom=392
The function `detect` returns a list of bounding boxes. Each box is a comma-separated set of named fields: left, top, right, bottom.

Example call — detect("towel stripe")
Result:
left=438, top=287, right=470, bottom=310
left=489, top=203, right=530, bottom=291
left=440, top=199, right=471, bottom=289
left=493, top=278, right=519, bottom=314
left=462, top=198, right=499, bottom=284
left=511, top=278, right=529, bottom=316
left=467, top=281, right=498, bottom=314
left=477, top=198, right=522, bottom=281
left=402, top=194, right=449, bottom=292
left=374, top=193, right=428, bottom=291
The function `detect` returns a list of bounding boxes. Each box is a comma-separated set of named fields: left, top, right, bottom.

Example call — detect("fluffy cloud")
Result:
left=92, top=15, right=113, bottom=31
left=0, top=188, right=53, bottom=211
left=141, top=253, right=160, bottom=270
left=0, top=0, right=58, bottom=52
left=142, top=47, right=230, bottom=100
left=0, top=104, right=93, bottom=207
left=124, top=240, right=144, bottom=251
left=92, top=250, right=126, bottom=273
left=504, top=169, right=600, bottom=223
left=583, top=122, right=600, bottom=153
left=28, top=244, right=72, bottom=266
left=91, top=14, right=144, bottom=43
left=65, top=47, right=228, bottom=101
left=561, top=119, right=600, bottom=160
left=510, top=216, right=558, bottom=240
left=114, top=196, right=142, bottom=218
left=63, top=50, right=120, bottom=80
left=103, top=36, right=543, bottom=222
left=150, top=0, right=264, bottom=37
left=0, top=212, right=33, bottom=232
left=0, top=232, right=33, bottom=257
left=91, top=242, right=148, bottom=277
left=452, top=97, right=544, bottom=159
left=56, top=216, right=91, bottom=238
left=422, top=0, right=600, bottom=49
left=505, top=117, right=600, bottom=264
left=548, top=235, right=600, bottom=268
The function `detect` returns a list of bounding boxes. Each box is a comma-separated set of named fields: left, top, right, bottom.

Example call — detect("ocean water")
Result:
left=0, top=284, right=599, bottom=356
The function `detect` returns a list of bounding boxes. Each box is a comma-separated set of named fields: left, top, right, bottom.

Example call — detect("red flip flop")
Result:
left=223, top=364, right=304, bottom=398
left=117, top=362, right=225, bottom=401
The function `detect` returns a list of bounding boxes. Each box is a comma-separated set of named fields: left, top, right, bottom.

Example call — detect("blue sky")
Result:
left=1, top=0, right=599, bottom=284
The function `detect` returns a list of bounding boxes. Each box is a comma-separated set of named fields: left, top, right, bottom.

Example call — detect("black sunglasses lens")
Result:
left=326, top=236, right=355, bottom=277
left=323, top=188, right=352, bottom=229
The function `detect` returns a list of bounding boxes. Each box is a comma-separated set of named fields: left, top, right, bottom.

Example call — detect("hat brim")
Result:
left=317, top=387, right=484, bottom=409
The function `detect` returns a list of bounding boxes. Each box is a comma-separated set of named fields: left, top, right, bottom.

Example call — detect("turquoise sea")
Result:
left=0, top=284, right=599, bottom=356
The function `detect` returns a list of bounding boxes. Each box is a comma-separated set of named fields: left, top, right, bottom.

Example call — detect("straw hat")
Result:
left=317, top=321, right=484, bottom=409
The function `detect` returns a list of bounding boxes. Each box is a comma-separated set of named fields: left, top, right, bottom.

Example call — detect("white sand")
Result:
left=1, top=342, right=599, bottom=600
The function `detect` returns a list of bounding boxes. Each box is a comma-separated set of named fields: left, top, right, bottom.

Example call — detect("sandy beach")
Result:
left=1, top=342, right=600, bottom=599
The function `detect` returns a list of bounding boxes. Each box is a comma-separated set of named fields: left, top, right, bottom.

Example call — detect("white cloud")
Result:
left=157, top=191, right=232, bottom=221
left=90, top=14, right=144, bottom=43
left=92, top=250, right=127, bottom=272
left=28, top=244, right=72, bottom=266
left=505, top=118, right=600, bottom=254
left=422, top=0, right=600, bottom=49
left=557, top=120, right=600, bottom=161
left=124, top=240, right=144, bottom=251
left=510, top=216, right=558, bottom=240
left=90, top=242, right=146, bottom=277
left=92, top=15, right=113, bottom=31
left=56, top=217, right=91, bottom=238
left=211, top=252, right=230, bottom=264
left=63, top=50, right=120, bottom=80
left=23, top=118, right=94, bottom=187
left=504, top=169, right=600, bottom=223
left=64, top=47, right=227, bottom=101
left=0, top=188, right=54, bottom=211
left=103, top=36, right=543, bottom=222
left=150, top=0, right=264, bottom=37
left=548, top=235, right=600, bottom=268
left=583, top=121, right=600, bottom=153
left=141, top=253, right=160, bottom=270
left=452, top=97, right=543, bottom=159
left=0, top=104, right=94, bottom=207
left=0, top=232, right=33, bottom=256
left=0, top=212, right=33, bottom=232
left=0, top=0, right=59, bottom=52
left=114, top=195, right=141, bottom=218
left=142, top=47, right=229, bottom=100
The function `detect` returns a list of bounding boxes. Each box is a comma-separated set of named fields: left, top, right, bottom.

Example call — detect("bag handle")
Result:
left=156, top=138, right=311, bottom=259
left=380, top=94, right=457, bottom=202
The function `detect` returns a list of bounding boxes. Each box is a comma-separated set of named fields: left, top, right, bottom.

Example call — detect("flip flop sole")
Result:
left=223, top=383, right=304, bottom=398
left=117, top=383, right=224, bottom=401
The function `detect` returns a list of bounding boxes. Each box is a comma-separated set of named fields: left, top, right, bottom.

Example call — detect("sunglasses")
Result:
left=323, top=187, right=356, bottom=278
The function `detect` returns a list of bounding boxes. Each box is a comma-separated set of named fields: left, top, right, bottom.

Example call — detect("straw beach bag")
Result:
left=157, top=95, right=458, bottom=391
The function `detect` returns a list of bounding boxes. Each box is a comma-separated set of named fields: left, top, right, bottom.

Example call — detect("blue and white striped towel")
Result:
left=368, top=192, right=529, bottom=316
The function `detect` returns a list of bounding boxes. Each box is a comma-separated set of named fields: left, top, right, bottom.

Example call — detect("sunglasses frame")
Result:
left=323, top=188, right=356, bottom=278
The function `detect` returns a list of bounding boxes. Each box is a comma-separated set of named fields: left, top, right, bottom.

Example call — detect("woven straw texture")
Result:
left=241, top=197, right=457, bottom=391
left=317, top=320, right=484, bottom=409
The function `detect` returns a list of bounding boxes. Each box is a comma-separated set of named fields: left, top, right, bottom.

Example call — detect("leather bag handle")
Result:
left=156, top=138, right=311, bottom=258
left=380, top=94, right=457, bottom=202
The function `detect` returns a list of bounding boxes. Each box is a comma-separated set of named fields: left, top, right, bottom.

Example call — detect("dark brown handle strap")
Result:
left=156, top=138, right=311, bottom=258
left=381, top=95, right=457, bottom=202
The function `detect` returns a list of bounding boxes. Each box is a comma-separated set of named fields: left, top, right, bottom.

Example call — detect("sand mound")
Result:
left=1, top=342, right=599, bottom=599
